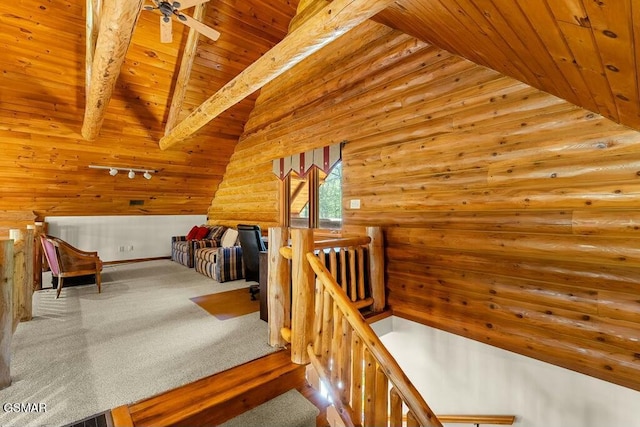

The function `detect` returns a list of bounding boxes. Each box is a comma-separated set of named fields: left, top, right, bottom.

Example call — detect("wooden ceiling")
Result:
left=0, top=0, right=297, bottom=220
left=376, top=0, right=640, bottom=132
left=1, top=0, right=639, bottom=221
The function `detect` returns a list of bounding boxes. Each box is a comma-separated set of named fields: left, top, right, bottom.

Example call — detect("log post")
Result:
left=367, top=226, right=385, bottom=312
left=22, top=227, right=34, bottom=322
left=267, top=227, right=291, bottom=347
left=34, top=221, right=46, bottom=289
left=290, top=228, right=315, bottom=364
left=9, top=230, right=24, bottom=332
left=0, top=240, right=14, bottom=389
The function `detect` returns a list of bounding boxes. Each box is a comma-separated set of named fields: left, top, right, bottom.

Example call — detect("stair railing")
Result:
left=306, top=252, right=442, bottom=427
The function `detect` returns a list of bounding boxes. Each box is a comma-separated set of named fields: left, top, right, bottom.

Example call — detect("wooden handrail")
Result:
left=306, top=252, right=442, bottom=427
left=437, top=415, right=516, bottom=425
left=313, top=236, right=371, bottom=250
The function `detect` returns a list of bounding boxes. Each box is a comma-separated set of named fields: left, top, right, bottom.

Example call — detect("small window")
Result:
left=284, top=161, right=342, bottom=229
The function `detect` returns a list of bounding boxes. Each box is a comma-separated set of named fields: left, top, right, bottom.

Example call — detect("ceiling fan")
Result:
left=142, top=0, right=220, bottom=44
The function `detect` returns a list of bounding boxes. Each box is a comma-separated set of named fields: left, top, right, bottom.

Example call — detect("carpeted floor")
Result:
left=0, top=260, right=276, bottom=427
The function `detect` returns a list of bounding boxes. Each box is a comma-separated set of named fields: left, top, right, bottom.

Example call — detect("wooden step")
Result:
left=112, top=349, right=306, bottom=427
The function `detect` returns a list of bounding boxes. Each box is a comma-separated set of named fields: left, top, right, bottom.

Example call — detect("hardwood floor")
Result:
left=190, top=287, right=259, bottom=320
left=111, top=348, right=329, bottom=427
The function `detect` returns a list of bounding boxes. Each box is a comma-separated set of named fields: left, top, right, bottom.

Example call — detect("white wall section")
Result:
left=45, top=215, right=206, bottom=262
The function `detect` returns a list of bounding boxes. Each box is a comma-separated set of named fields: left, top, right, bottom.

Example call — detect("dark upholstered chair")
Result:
left=237, top=224, right=266, bottom=300
left=40, top=235, right=103, bottom=299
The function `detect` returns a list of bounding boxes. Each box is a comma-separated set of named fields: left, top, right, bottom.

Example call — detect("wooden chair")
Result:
left=40, top=235, right=103, bottom=298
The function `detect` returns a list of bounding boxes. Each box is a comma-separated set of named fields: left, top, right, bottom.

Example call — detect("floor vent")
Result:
left=129, top=199, right=144, bottom=206
left=63, top=410, right=112, bottom=427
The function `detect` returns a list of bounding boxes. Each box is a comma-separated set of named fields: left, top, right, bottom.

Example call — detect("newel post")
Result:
left=291, top=228, right=315, bottom=364
left=9, top=229, right=25, bottom=332
left=367, top=226, right=386, bottom=312
left=0, top=240, right=14, bottom=389
left=268, top=227, right=290, bottom=347
left=22, top=227, right=34, bottom=322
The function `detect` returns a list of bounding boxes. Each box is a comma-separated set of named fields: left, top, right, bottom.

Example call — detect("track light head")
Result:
left=109, top=168, right=118, bottom=176
left=128, top=170, right=135, bottom=179
left=143, top=171, right=152, bottom=180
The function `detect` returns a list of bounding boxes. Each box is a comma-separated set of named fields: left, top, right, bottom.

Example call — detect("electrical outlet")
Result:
left=128, top=245, right=134, bottom=251
left=118, top=246, right=125, bottom=252
left=349, top=199, right=361, bottom=209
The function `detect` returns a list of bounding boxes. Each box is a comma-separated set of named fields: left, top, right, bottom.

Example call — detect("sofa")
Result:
left=170, top=225, right=228, bottom=268
left=194, top=246, right=244, bottom=282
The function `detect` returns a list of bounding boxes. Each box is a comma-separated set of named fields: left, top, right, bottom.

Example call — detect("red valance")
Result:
left=272, top=143, right=341, bottom=180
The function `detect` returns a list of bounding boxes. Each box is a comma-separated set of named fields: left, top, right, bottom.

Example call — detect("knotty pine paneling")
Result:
left=0, top=0, right=296, bottom=220
left=209, top=20, right=640, bottom=391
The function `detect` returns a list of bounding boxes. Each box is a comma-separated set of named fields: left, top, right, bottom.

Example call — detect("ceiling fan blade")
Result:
left=181, top=14, right=220, bottom=41
left=174, top=0, right=209, bottom=10
left=160, top=15, right=173, bottom=43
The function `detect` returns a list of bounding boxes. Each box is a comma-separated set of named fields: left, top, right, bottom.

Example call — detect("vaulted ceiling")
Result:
left=0, top=0, right=638, bottom=223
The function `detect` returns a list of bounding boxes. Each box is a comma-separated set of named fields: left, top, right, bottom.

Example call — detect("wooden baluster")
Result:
left=33, top=221, right=44, bottom=291
left=313, top=250, right=325, bottom=356
left=389, top=388, right=403, bottom=427
left=351, top=332, right=364, bottom=426
left=329, top=248, right=338, bottom=281
left=340, top=248, right=347, bottom=292
left=332, top=301, right=343, bottom=388
left=290, top=228, right=314, bottom=364
left=340, top=317, right=352, bottom=404
left=9, top=229, right=24, bottom=332
left=21, top=227, right=34, bottom=322
left=268, top=227, right=290, bottom=347
left=357, top=246, right=365, bottom=300
left=363, top=348, right=376, bottom=427
left=367, top=226, right=385, bottom=312
left=0, top=240, right=14, bottom=389
left=407, top=410, right=419, bottom=427
left=374, top=364, right=389, bottom=427
left=321, top=289, right=333, bottom=362
left=349, top=247, right=357, bottom=302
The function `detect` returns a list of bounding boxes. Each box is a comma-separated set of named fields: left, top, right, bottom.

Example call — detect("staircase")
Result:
left=111, top=349, right=329, bottom=427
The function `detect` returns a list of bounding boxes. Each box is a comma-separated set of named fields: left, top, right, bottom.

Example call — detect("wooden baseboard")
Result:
left=103, top=256, right=170, bottom=266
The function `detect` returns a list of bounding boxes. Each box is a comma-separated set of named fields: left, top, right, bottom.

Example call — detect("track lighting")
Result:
left=89, top=165, right=158, bottom=180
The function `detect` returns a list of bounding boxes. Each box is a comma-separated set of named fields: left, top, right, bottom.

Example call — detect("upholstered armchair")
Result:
left=40, top=235, right=103, bottom=298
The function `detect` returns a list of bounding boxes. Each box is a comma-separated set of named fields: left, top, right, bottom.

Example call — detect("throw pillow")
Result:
left=194, top=226, right=210, bottom=240
left=220, top=228, right=239, bottom=248
left=207, top=225, right=228, bottom=244
left=186, top=225, right=199, bottom=240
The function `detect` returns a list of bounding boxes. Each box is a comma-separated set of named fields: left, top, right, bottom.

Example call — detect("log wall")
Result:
left=209, top=21, right=640, bottom=391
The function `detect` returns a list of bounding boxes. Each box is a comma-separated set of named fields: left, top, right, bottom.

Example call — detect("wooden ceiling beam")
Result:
left=159, top=0, right=396, bottom=150
left=164, top=2, right=207, bottom=135
left=81, top=0, right=144, bottom=140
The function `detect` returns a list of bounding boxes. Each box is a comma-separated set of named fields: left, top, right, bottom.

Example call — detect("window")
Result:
left=285, top=161, right=342, bottom=229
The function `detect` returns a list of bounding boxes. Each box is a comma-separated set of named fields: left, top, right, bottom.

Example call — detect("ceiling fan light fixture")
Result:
left=177, top=14, right=187, bottom=22
left=163, top=15, right=170, bottom=23
left=128, top=170, right=136, bottom=179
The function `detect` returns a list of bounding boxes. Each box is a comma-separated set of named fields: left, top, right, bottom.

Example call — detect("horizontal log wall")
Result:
left=209, top=20, right=640, bottom=391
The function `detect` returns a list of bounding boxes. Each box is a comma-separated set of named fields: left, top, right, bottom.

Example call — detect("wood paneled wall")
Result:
left=209, top=20, right=640, bottom=391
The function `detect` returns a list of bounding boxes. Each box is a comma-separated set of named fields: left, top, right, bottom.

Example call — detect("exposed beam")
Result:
left=85, top=0, right=102, bottom=93
left=159, top=0, right=396, bottom=150
left=81, top=0, right=144, bottom=140
left=164, top=2, right=207, bottom=136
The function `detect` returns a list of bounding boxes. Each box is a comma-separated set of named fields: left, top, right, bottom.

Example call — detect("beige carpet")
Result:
left=0, top=260, right=275, bottom=427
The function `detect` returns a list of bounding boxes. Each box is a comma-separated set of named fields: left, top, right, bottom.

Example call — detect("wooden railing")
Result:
left=0, top=225, right=38, bottom=389
left=306, top=252, right=441, bottom=427
left=267, top=227, right=385, bottom=363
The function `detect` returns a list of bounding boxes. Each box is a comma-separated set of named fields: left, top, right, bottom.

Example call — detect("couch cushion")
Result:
left=221, top=228, right=239, bottom=248
left=207, top=225, right=228, bottom=244
left=186, top=225, right=200, bottom=240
